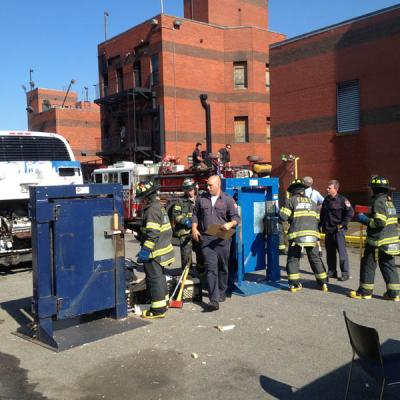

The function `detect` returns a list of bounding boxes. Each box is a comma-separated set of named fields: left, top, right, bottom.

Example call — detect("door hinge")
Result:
left=53, top=205, right=61, bottom=221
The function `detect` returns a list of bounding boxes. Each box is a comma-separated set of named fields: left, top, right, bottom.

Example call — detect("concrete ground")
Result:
left=1, top=236, right=400, bottom=400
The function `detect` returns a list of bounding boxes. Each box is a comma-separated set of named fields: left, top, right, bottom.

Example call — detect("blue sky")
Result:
left=1, top=0, right=399, bottom=130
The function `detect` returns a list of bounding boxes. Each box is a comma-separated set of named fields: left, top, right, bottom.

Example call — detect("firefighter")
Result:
left=350, top=176, right=400, bottom=301
left=136, top=181, right=175, bottom=319
left=172, top=178, right=203, bottom=271
left=280, top=179, right=328, bottom=293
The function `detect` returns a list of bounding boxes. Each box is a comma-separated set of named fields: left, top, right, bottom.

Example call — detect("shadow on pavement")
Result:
left=260, top=339, right=400, bottom=400
left=0, top=352, right=48, bottom=399
left=0, top=262, right=32, bottom=276
left=0, top=297, right=32, bottom=327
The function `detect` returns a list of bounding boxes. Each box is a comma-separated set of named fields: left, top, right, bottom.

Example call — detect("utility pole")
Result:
left=104, top=11, right=109, bottom=41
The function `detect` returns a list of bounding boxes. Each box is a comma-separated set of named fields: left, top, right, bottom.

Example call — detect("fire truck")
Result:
left=92, top=161, right=163, bottom=227
left=92, top=155, right=270, bottom=228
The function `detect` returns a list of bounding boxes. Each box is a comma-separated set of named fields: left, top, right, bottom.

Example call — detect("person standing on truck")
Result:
left=192, top=143, right=204, bottom=169
left=192, top=175, right=240, bottom=311
left=172, top=178, right=203, bottom=273
left=136, top=181, right=175, bottom=319
left=218, top=144, right=232, bottom=169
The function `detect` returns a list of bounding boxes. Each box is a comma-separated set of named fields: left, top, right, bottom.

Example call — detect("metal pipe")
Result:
left=61, top=79, right=76, bottom=108
left=200, top=94, right=212, bottom=154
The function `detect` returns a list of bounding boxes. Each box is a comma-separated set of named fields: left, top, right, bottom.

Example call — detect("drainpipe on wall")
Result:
left=200, top=94, right=212, bottom=154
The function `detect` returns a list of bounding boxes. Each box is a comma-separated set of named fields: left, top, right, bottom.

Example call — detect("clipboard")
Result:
left=205, top=224, right=236, bottom=240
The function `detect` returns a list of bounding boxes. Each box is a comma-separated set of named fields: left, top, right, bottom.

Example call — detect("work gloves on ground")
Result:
left=137, top=248, right=151, bottom=263
left=357, top=213, right=369, bottom=226
left=182, top=218, right=192, bottom=229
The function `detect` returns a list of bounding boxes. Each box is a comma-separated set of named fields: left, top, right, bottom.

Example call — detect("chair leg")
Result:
left=345, top=354, right=355, bottom=400
left=379, top=378, right=385, bottom=400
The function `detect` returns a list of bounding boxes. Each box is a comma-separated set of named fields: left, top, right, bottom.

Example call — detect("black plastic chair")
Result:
left=343, top=311, right=400, bottom=399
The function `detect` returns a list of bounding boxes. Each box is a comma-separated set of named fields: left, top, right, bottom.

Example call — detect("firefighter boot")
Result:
left=383, top=292, right=400, bottom=302
left=320, top=283, right=329, bottom=293
left=349, top=290, right=372, bottom=300
left=289, top=283, right=302, bottom=293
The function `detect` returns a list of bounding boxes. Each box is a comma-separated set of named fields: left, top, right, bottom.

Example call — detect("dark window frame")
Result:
left=337, top=79, right=360, bottom=134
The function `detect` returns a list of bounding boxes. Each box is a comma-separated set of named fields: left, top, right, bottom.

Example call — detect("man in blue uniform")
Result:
left=192, top=175, right=240, bottom=311
left=320, top=180, right=354, bottom=281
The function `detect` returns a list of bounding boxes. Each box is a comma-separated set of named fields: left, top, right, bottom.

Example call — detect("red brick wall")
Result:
left=28, top=90, right=101, bottom=163
left=97, top=8, right=284, bottom=166
left=270, top=7, right=400, bottom=203
left=184, top=0, right=268, bottom=29
left=27, top=88, right=77, bottom=114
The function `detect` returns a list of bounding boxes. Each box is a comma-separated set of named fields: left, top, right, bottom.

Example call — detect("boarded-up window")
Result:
left=234, top=117, right=249, bottom=143
left=234, top=62, right=247, bottom=89
left=265, top=63, right=270, bottom=88
left=337, top=80, right=360, bottom=133
left=266, top=116, right=271, bottom=144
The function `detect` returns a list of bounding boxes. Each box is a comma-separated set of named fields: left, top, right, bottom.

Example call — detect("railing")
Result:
left=101, top=129, right=153, bottom=153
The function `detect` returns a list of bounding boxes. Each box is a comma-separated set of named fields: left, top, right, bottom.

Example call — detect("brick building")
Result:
left=270, top=5, right=400, bottom=206
left=95, top=0, right=285, bottom=165
left=27, top=88, right=102, bottom=178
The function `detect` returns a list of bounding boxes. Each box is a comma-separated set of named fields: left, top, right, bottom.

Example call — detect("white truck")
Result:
left=0, top=131, right=83, bottom=266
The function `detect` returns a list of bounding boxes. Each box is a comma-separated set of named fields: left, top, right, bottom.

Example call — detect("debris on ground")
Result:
left=215, top=324, right=235, bottom=332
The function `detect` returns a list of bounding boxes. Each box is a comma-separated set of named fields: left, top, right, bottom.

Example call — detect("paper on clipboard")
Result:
left=205, top=224, right=236, bottom=240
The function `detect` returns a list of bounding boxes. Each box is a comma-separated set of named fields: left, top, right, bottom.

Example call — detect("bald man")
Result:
left=192, top=175, right=240, bottom=311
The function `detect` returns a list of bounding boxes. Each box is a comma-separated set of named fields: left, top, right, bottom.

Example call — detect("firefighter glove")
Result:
left=137, top=248, right=151, bottom=263
left=183, top=218, right=192, bottom=229
left=357, top=213, right=369, bottom=226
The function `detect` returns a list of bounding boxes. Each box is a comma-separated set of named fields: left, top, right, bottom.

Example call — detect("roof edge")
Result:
left=270, top=3, right=400, bottom=49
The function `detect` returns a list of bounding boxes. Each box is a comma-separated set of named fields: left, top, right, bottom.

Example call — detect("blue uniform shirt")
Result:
left=192, top=191, right=240, bottom=235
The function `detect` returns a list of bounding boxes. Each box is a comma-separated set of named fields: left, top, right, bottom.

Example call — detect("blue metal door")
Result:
left=53, top=198, right=116, bottom=319
left=238, top=188, right=267, bottom=273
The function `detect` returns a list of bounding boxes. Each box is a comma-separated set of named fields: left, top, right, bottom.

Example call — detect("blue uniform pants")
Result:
left=325, top=229, right=350, bottom=277
left=201, top=237, right=231, bottom=302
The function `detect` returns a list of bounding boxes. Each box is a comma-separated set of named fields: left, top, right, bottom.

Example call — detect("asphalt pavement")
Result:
left=1, top=235, right=400, bottom=400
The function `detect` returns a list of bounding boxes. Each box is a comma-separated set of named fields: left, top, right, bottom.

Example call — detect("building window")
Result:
left=234, top=62, right=247, bottom=89
left=116, top=68, right=124, bottom=93
left=266, top=116, right=271, bottom=144
left=265, top=63, right=270, bottom=89
left=102, top=74, right=109, bottom=97
left=234, top=116, right=249, bottom=143
left=151, top=54, right=159, bottom=86
left=133, top=61, right=141, bottom=88
left=42, top=100, right=51, bottom=112
left=337, top=80, right=360, bottom=133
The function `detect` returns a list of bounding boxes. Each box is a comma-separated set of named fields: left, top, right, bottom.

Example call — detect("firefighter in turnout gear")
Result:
left=136, top=181, right=175, bottom=319
left=280, top=179, right=328, bottom=293
left=350, top=176, right=400, bottom=301
left=172, top=178, right=203, bottom=271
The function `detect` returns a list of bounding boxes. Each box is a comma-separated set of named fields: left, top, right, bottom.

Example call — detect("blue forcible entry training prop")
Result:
left=222, top=177, right=286, bottom=296
left=17, top=184, right=147, bottom=351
